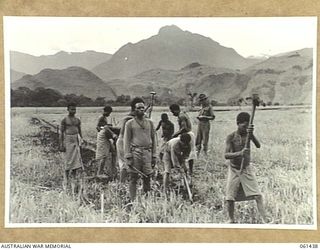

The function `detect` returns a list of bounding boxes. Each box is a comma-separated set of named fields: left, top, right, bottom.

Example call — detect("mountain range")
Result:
left=92, top=25, right=259, bottom=81
left=10, top=50, right=111, bottom=75
left=10, top=25, right=313, bottom=105
left=103, top=48, right=312, bottom=104
left=12, top=67, right=116, bottom=100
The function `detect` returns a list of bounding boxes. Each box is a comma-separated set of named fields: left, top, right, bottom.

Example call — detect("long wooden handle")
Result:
left=183, top=174, right=193, bottom=203
left=239, top=104, right=257, bottom=173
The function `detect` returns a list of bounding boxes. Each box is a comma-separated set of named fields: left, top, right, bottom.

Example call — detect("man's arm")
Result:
left=169, top=122, right=175, bottom=137
left=224, top=134, right=248, bottom=160
left=149, top=121, right=157, bottom=167
left=78, top=119, right=83, bottom=138
left=123, top=121, right=133, bottom=160
left=96, top=116, right=104, bottom=132
left=171, top=144, right=182, bottom=169
left=198, top=106, right=215, bottom=120
left=248, top=125, right=261, bottom=148
left=103, top=125, right=118, bottom=140
left=172, top=116, right=188, bottom=137
left=59, top=118, right=66, bottom=151
left=156, top=120, right=161, bottom=131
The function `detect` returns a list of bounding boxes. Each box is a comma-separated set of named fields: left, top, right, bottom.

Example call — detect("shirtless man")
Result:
left=59, top=103, right=84, bottom=196
left=169, top=104, right=196, bottom=175
left=224, top=112, right=268, bottom=223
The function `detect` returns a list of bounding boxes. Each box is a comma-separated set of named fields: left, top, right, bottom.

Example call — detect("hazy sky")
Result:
left=4, top=16, right=317, bottom=58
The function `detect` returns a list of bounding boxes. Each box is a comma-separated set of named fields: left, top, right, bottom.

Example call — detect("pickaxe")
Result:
left=147, top=91, right=156, bottom=118
left=239, top=93, right=264, bottom=174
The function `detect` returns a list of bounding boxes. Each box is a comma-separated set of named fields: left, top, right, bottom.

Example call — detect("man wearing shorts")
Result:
left=163, top=133, right=191, bottom=192
left=169, top=104, right=196, bottom=175
left=116, top=97, right=144, bottom=183
left=224, top=112, right=268, bottom=223
left=124, top=100, right=157, bottom=201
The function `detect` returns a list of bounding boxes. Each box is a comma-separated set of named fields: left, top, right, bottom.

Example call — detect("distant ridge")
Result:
left=105, top=48, right=313, bottom=105
left=12, top=66, right=116, bottom=100
left=10, top=50, right=112, bottom=75
left=92, top=25, right=259, bottom=81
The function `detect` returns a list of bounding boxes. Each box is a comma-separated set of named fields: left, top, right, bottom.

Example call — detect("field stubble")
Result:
left=9, top=107, right=314, bottom=225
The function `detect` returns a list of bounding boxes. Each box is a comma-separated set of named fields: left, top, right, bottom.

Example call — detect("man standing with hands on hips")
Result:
left=124, top=100, right=157, bottom=202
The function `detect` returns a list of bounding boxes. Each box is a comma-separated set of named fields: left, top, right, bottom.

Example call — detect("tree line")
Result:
left=11, top=87, right=187, bottom=107
left=11, top=86, right=285, bottom=107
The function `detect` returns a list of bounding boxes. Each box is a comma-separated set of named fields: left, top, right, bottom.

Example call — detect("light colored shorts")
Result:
left=226, top=165, right=261, bottom=201
left=128, top=147, right=153, bottom=176
left=186, top=131, right=196, bottom=161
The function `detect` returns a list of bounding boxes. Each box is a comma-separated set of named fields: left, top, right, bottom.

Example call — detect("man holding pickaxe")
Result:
left=162, top=133, right=192, bottom=201
left=224, top=95, right=269, bottom=224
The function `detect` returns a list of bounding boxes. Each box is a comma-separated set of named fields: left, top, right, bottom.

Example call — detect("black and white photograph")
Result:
left=4, top=17, right=317, bottom=229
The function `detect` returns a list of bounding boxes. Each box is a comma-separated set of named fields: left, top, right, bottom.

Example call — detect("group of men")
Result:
left=58, top=93, right=269, bottom=223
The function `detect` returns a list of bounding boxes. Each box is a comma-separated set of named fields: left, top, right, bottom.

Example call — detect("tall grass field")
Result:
left=8, top=106, right=314, bottom=225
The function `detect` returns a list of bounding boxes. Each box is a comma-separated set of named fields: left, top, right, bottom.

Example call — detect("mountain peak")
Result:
left=158, top=25, right=184, bottom=35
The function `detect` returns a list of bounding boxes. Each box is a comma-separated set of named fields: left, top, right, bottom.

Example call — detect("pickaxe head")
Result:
left=245, top=93, right=264, bottom=107
left=150, top=91, right=156, bottom=96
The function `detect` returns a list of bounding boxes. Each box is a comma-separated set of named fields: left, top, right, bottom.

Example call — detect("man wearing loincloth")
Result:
left=224, top=112, right=268, bottom=223
left=96, top=105, right=113, bottom=132
left=59, top=102, right=84, bottom=196
left=95, top=105, right=118, bottom=179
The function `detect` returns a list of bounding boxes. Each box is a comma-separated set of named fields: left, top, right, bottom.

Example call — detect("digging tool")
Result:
left=130, top=165, right=148, bottom=178
left=182, top=173, right=193, bottom=203
left=147, top=91, right=156, bottom=118
left=239, top=93, right=263, bottom=174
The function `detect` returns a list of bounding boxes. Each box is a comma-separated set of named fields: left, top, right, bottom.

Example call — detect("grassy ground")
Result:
left=9, top=106, right=314, bottom=224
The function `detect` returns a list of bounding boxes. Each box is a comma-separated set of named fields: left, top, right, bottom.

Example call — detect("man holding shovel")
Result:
left=224, top=111, right=268, bottom=224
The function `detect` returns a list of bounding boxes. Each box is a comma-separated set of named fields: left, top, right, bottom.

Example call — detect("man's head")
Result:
left=130, top=97, right=145, bottom=111
left=67, top=102, right=77, bottom=116
left=103, top=105, right=113, bottom=117
left=161, top=113, right=169, bottom=121
left=236, top=112, right=250, bottom=134
left=199, top=93, right=209, bottom=106
left=169, top=104, right=180, bottom=117
left=135, top=101, right=145, bottom=118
